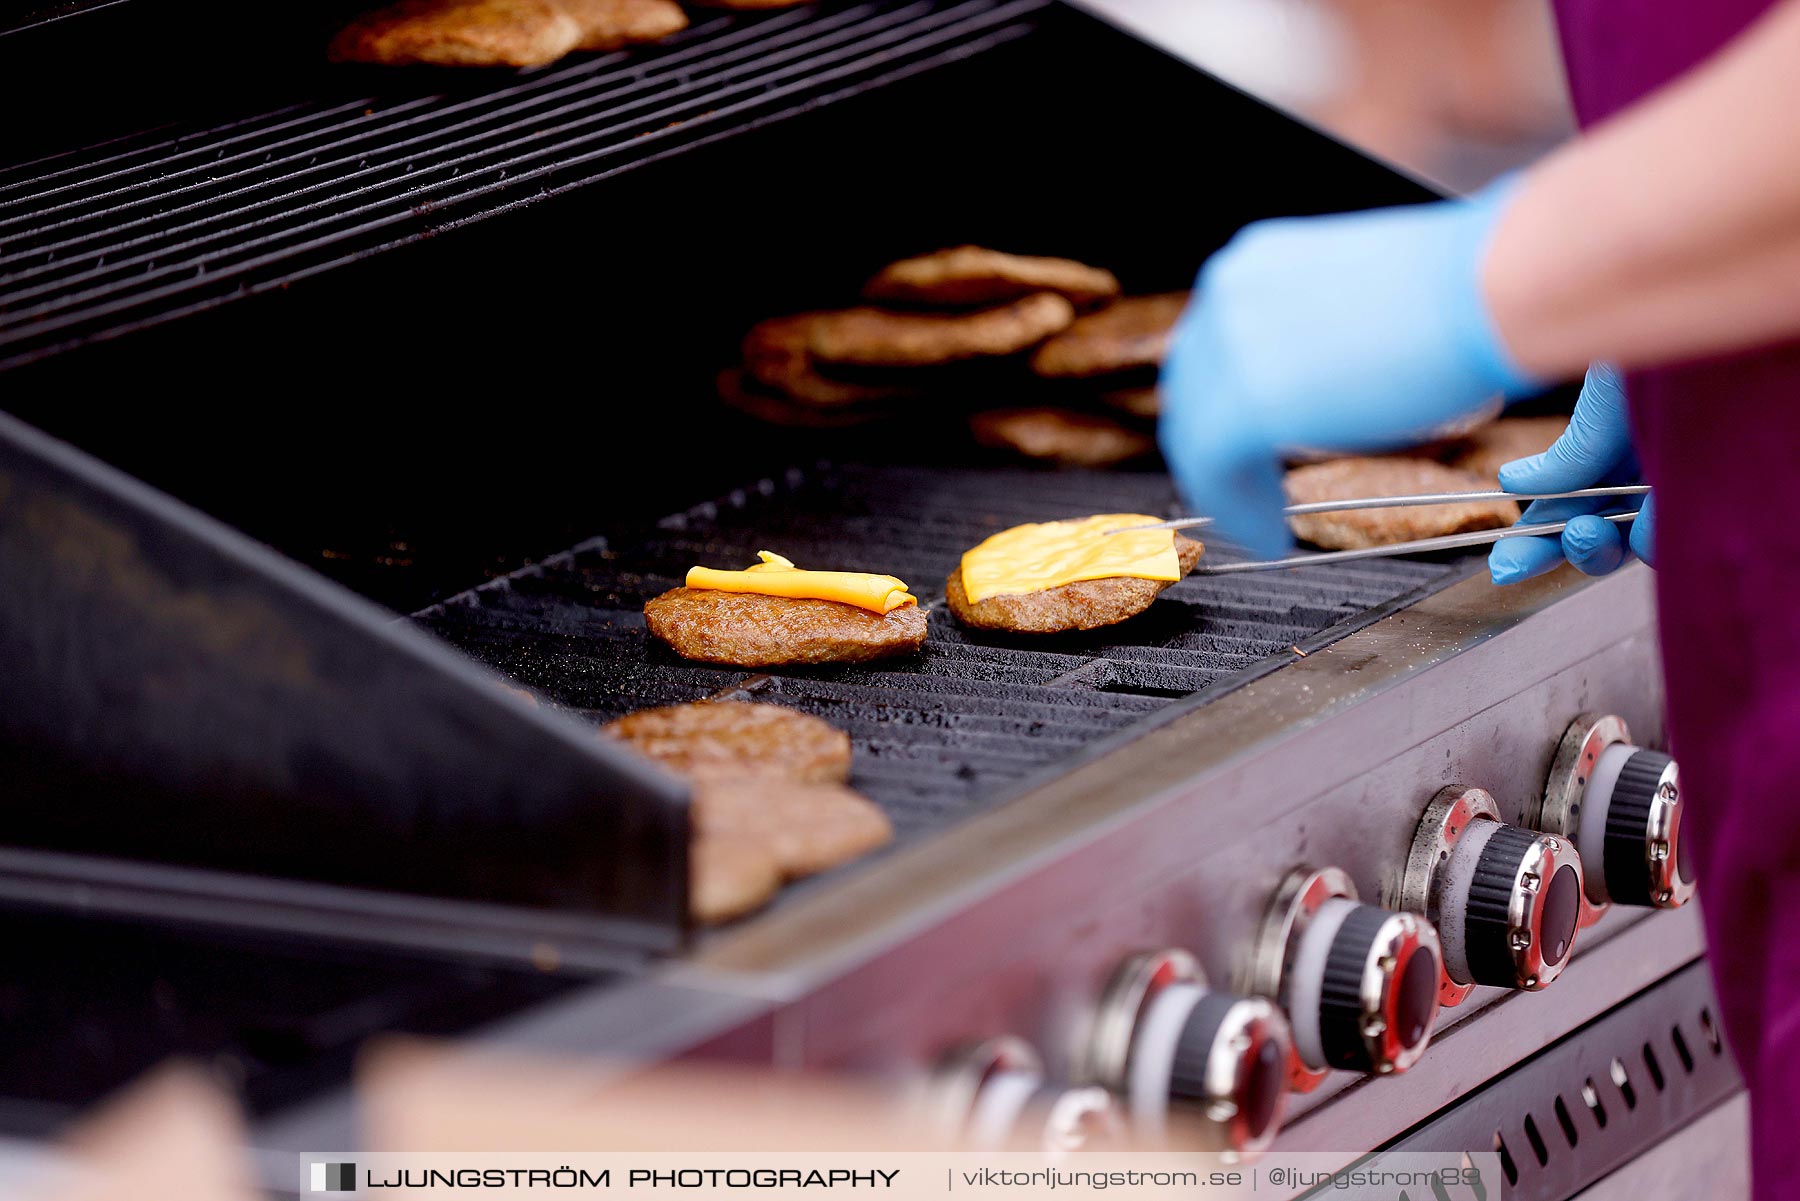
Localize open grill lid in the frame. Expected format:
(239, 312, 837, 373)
(0, 412, 690, 959)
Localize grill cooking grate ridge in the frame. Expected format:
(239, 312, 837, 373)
(0, 0, 1048, 366)
(413, 464, 1472, 841)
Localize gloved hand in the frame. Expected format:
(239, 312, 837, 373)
(1487, 363, 1656, 584)
(1158, 179, 1540, 558)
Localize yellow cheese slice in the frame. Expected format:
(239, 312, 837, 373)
(959, 515, 1180, 604)
(685, 551, 918, 615)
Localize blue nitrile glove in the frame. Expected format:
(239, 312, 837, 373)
(1488, 363, 1655, 584)
(1158, 179, 1540, 559)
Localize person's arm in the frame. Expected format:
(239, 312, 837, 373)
(1158, 0, 1800, 561)
(1487, 0, 1800, 376)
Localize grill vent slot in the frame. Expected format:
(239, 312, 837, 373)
(1388, 967, 1741, 1201)
(1522, 1113, 1549, 1166)
(1580, 1077, 1608, 1128)
(1671, 1025, 1695, 1073)
(1610, 1056, 1637, 1109)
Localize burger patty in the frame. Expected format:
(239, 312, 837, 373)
(1100, 386, 1160, 419)
(602, 701, 852, 785)
(559, 0, 686, 49)
(805, 294, 1075, 369)
(645, 588, 930, 666)
(968, 407, 1155, 468)
(739, 313, 916, 409)
(330, 0, 581, 66)
(1028, 292, 1188, 379)
(330, 0, 681, 64)
(1284, 458, 1521, 549)
(690, 838, 781, 925)
(1449, 415, 1570, 481)
(862, 246, 1121, 310)
(945, 534, 1204, 634)
(692, 781, 893, 879)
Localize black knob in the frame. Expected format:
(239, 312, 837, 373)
(1315, 905, 1441, 1074)
(1167, 991, 1290, 1151)
(1464, 826, 1583, 989)
(1603, 750, 1691, 907)
(1537, 717, 1693, 911)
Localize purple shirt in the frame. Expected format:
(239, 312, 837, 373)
(1551, 2, 1800, 1192)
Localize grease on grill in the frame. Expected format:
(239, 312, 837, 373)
(413, 465, 1468, 847)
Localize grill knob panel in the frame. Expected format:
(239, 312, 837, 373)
(1398, 786, 1585, 997)
(1535, 714, 1694, 911)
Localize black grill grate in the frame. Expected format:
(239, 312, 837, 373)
(414, 464, 1472, 842)
(0, 0, 1048, 367)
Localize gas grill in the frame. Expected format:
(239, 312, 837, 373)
(0, 2, 1741, 1197)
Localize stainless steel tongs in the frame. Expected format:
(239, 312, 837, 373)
(1104, 485, 1649, 575)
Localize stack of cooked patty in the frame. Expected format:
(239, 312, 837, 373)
(332, 0, 812, 68)
(603, 701, 893, 924)
(722, 246, 1186, 468)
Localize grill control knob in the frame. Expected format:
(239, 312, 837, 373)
(1087, 950, 1291, 1153)
(926, 1036, 1046, 1148)
(928, 1038, 1130, 1152)
(1246, 867, 1441, 1083)
(1534, 714, 1694, 911)
(1396, 787, 1585, 1002)
(1039, 1085, 1130, 1153)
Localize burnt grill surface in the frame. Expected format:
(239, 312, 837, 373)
(415, 464, 1470, 842)
(0, 0, 1047, 367)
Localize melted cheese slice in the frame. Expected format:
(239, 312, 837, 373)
(959, 515, 1179, 604)
(685, 552, 917, 615)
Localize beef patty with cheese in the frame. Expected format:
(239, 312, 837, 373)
(645, 552, 928, 667)
(945, 515, 1203, 635)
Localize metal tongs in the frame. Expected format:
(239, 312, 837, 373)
(1105, 485, 1650, 575)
